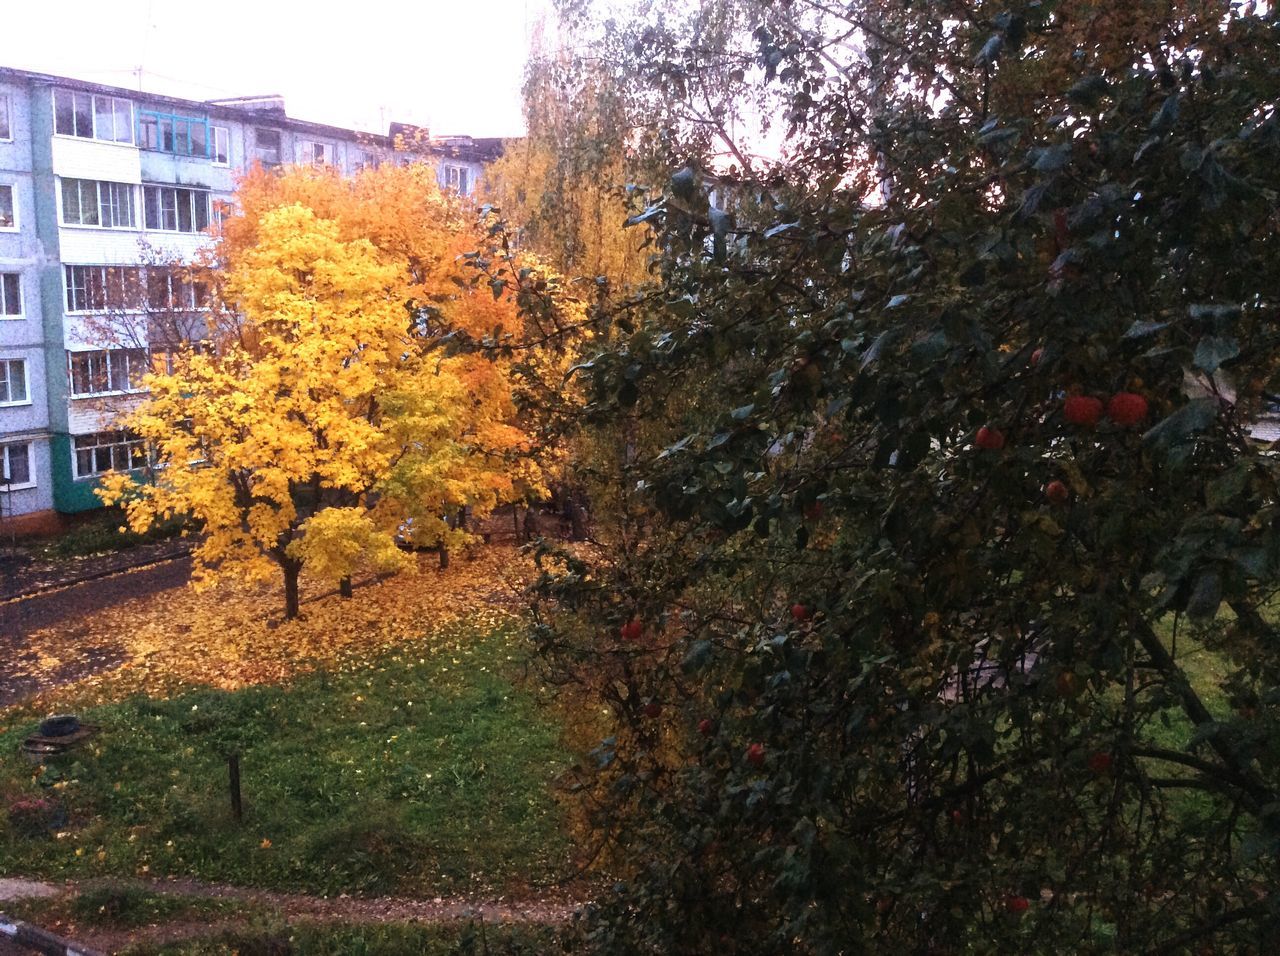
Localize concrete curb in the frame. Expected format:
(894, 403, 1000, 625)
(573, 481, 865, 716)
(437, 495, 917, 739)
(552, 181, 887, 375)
(0, 914, 105, 956)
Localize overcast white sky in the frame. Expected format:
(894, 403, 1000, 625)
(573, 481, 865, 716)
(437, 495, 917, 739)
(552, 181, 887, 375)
(6, 0, 555, 138)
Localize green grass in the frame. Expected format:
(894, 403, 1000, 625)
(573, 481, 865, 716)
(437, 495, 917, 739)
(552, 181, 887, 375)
(0, 624, 574, 896)
(119, 919, 566, 955)
(4, 885, 245, 929)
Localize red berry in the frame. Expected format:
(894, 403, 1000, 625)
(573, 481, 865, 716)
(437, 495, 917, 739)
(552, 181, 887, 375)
(745, 743, 766, 768)
(1006, 895, 1030, 914)
(1063, 395, 1104, 426)
(1107, 392, 1149, 427)
(1088, 751, 1114, 774)
(950, 809, 965, 824)
(698, 718, 715, 737)
(643, 701, 662, 719)
(1045, 480, 1069, 504)
(790, 603, 811, 622)
(620, 619, 643, 641)
(803, 501, 824, 521)
(1030, 347, 1045, 367)
(975, 426, 1005, 450)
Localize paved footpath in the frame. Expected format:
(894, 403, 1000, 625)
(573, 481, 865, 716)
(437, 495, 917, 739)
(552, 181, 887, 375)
(0, 556, 193, 707)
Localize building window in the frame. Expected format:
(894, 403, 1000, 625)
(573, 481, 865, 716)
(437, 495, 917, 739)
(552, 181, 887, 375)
(64, 265, 144, 313)
(254, 128, 281, 166)
(0, 184, 14, 229)
(143, 186, 210, 233)
(444, 164, 470, 195)
(68, 348, 148, 397)
(54, 90, 133, 144)
(0, 441, 33, 489)
(352, 149, 380, 171)
(60, 179, 137, 229)
(147, 271, 209, 311)
(73, 430, 148, 478)
(137, 108, 209, 157)
(0, 442, 33, 489)
(0, 94, 10, 140)
(0, 358, 28, 405)
(212, 126, 230, 165)
(0, 274, 19, 318)
(297, 141, 330, 165)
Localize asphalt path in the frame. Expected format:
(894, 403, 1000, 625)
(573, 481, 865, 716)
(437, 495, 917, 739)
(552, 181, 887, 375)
(0, 556, 192, 707)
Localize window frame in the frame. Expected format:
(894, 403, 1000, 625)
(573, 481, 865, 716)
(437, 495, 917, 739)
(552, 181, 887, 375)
(60, 179, 137, 230)
(1, 272, 22, 319)
(254, 128, 282, 166)
(53, 90, 134, 144)
(142, 185, 210, 234)
(444, 164, 470, 195)
(137, 108, 211, 157)
(72, 429, 148, 480)
(0, 357, 30, 406)
(0, 441, 35, 491)
(298, 140, 332, 166)
(0, 92, 11, 141)
(67, 348, 149, 398)
(63, 265, 144, 314)
(212, 126, 230, 166)
(0, 183, 16, 230)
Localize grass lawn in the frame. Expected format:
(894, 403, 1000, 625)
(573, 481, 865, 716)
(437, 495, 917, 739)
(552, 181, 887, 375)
(0, 623, 576, 897)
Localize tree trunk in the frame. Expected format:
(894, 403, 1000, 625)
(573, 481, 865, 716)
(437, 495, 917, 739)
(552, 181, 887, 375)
(456, 506, 468, 532)
(283, 562, 301, 620)
(438, 545, 450, 570)
(339, 576, 353, 599)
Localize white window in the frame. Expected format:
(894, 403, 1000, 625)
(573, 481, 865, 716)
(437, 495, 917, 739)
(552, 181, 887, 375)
(64, 265, 144, 313)
(212, 126, 230, 165)
(444, 164, 470, 195)
(144, 185, 210, 233)
(61, 179, 136, 228)
(0, 441, 33, 489)
(0, 273, 20, 318)
(73, 430, 148, 478)
(68, 348, 148, 397)
(352, 149, 380, 171)
(0, 358, 28, 405)
(297, 141, 330, 165)
(0, 94, 10, 141)
(54, 90, 133, 144)
(0, 184, 14, 229)
(254, 128, 281, 166)
(0, 441, 32, 488)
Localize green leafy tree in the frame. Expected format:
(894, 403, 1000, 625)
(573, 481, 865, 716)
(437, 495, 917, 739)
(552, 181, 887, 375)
(523, 0, 1280, 951)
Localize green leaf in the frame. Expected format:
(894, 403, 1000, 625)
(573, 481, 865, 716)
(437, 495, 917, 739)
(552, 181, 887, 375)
(682, 640, 713, 673)
(1186, 571, 1222, 620)
(1123, 320, 1168, 339)
(1066, 75, 1110, 105)
(1193, 336, 1239, 374)
(1143, 398, 1217, 445)
(670, 166, 698, 200)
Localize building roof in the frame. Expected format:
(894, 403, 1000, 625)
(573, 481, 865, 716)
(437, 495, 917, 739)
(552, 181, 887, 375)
(0, 65, 423, 151)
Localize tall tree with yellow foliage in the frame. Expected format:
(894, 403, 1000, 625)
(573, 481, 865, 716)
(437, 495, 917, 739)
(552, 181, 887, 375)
(101, 165, 546, 619)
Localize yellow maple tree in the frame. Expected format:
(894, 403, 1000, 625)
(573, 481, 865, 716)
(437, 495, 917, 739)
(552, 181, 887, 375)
(100, 164, 547, 619)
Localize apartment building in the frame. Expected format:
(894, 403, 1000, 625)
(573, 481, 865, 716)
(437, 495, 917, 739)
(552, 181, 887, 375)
(0, 66, 500, 533)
